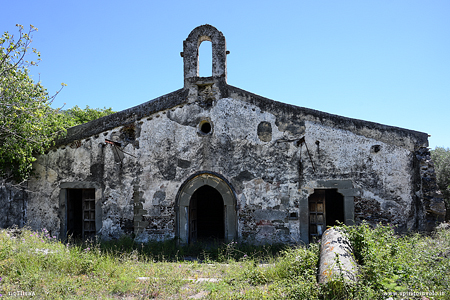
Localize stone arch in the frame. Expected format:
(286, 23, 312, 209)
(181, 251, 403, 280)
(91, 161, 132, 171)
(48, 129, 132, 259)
(176, 171, 237, 244)
(182, 24, 227, 85)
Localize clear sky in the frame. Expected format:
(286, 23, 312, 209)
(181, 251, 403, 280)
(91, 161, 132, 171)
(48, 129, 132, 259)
(2, 0, 449, 148)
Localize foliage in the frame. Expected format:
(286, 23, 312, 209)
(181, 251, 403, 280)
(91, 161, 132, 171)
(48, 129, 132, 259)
(0, 224, 449, 299)
(0, 25, 115, 182)
(0, 228, 191, 299)
(61, 105, 115, 128)
(431, 147, 450, 218)
(342, 222, 450, 299)
(0, 25, 66, 181)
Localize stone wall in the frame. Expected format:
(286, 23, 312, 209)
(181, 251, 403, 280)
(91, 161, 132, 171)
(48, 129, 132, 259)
(23, 86, 439, 243)
(415, 147, 446, 231)
(0, 181, 27, 229)
(1, 25, 444, 244)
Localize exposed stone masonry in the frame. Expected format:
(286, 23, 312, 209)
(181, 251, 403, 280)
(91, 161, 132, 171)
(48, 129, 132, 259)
(0, 25, 445, 244)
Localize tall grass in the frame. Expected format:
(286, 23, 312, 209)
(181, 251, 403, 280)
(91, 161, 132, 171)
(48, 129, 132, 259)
(0, 223, 449, 299)
(341, 222, 450, 299)
(98, 236, 286, 263)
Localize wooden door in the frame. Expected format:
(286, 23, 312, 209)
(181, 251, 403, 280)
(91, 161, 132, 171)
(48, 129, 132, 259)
(189, 193, 198, 244)
(82, 189, 96, 239)
(309, 190, 326, 242)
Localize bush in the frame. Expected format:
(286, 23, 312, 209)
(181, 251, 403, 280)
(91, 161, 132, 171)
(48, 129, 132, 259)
(0, 224, 448, 299)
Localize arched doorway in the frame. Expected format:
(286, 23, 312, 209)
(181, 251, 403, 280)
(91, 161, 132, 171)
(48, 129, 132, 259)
(176, 172, 237, 244)
(189, 185, 225, 243)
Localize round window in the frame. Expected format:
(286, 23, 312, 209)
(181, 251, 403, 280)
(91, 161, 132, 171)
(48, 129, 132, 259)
(200, 122, 211, 134)
(198, 119, 213, 136)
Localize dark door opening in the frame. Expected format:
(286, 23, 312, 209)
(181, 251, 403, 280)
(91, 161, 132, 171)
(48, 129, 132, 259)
(189, 185, 224, 243)
(325, 189, 345, 227)
(67, 189, 96, 240)
(308, 189, 344, 241)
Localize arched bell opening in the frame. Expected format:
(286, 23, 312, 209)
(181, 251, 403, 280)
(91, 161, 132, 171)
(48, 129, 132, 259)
(198, 40, 213, 77)
(182, 25, 228, 86)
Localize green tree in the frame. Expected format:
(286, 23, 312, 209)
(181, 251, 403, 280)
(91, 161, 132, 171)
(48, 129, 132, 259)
(431, 147, 450, 220)
(0, 25, 116, 181)
(62, 105, 115, 127)
(0, 24, 66, 181)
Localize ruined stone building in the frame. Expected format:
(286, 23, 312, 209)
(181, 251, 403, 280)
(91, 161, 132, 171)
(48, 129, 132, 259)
(0, 25, 445, 244)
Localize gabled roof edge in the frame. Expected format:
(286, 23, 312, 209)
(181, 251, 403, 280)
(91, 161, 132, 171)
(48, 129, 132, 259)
(226, 84, 429, 149)
(55, 88, 188, 146)
(54, 84, 429, 150)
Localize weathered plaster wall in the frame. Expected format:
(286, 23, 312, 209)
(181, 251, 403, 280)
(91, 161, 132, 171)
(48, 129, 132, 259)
(6, 25, 443, 243)
(301, 122, 414, 229)
(24, 87, 439, 243)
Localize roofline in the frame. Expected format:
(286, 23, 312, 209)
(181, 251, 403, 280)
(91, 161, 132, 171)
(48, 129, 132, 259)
(55, 84, 428, 149)
(55, 88, 188, 146)
(226, 84, 429, 148)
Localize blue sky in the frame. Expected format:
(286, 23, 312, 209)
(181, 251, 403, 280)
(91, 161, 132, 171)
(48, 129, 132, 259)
(2, 0, 449, 148)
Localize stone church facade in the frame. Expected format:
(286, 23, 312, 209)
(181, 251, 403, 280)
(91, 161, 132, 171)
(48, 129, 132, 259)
(1, 25, 445, 244)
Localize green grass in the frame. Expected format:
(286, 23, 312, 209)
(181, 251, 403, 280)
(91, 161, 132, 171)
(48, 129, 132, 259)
(0, 223, 449, 299)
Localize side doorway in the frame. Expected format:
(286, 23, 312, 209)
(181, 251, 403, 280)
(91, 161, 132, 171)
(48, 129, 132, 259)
(308, 189, 344, 242)
(67, 189, 96, 240)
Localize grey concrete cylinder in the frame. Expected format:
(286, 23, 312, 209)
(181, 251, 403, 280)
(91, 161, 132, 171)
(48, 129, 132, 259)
(318, 227, 358, 284)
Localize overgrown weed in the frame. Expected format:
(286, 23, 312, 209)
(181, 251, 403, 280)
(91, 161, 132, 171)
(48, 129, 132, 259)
(0, 223, 449, 299)
(340, 221, 450, 299)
